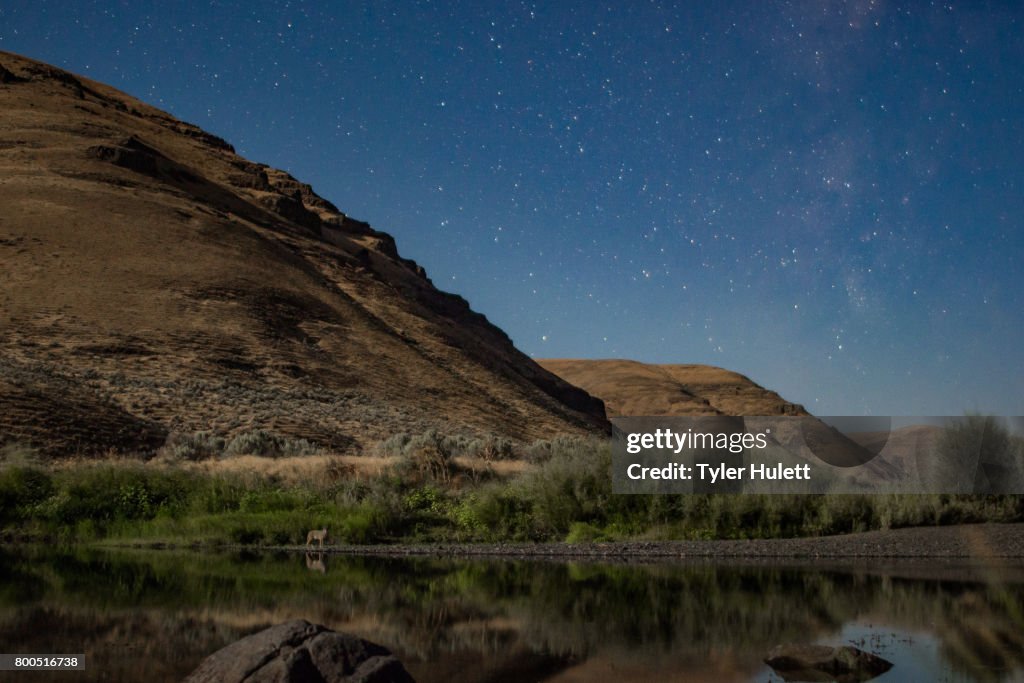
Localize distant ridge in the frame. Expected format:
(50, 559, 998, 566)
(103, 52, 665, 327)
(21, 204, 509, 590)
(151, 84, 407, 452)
(537, 359, 807, 417)
(538, 359, 949, 490)
(0, 50, 607, 456)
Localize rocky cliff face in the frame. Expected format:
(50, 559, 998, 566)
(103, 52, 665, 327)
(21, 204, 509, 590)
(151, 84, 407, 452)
(0, 50, 606, 456)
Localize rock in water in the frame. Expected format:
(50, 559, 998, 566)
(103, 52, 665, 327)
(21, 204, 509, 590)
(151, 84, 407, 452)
(184, 619, 415, 683)
(765, 643, 893, 682)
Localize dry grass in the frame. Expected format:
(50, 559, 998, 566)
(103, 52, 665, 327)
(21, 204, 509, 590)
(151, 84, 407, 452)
(455, 456, 530, 477)
(42, 451, 531, 490)
(180, 454, 394, 487)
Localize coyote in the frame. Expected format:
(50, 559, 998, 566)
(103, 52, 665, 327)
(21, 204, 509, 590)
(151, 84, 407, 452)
(306, 527, 328, 549)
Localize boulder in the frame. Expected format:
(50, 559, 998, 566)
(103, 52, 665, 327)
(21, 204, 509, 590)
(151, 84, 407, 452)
(765, 643, 893, 682)
(185, 619, 415, 683)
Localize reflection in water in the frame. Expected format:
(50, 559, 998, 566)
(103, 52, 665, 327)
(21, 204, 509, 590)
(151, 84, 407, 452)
(760, 624, 953, 683)
(305, 551, 326, 574)
(0, 547, 1021, 682)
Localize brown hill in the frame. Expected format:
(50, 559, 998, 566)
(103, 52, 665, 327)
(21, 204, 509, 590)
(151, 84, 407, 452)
(536, 359, 807, 417)
(0, 51, 606, 457)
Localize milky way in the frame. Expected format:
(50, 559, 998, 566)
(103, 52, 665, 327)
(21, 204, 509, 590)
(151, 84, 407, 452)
(2, 1, 1021, 414)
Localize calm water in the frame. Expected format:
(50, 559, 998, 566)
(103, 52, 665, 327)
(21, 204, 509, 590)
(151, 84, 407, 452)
(0, 546, 1022, 682)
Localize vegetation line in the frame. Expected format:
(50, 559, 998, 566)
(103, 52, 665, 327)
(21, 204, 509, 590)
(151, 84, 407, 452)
(2, 425, 1023, 546)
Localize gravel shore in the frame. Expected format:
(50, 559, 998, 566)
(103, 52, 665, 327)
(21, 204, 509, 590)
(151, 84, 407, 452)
(314, 523, 1024, 560)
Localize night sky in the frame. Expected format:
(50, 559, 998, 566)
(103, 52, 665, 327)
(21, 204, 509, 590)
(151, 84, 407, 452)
(2, 1, 1021, 416)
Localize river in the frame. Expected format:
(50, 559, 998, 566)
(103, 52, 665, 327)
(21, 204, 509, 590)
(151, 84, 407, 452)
(1, 546, 1022, 681)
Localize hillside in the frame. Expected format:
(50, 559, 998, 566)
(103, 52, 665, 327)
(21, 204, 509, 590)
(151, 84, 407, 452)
(537, 359, 807, 417)
(0, 51, 607, 457)
(536, 359, 924, 487)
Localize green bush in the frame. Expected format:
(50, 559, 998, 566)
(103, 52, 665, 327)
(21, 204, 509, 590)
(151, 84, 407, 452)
(0, 466, 54, 522)
(36, 465, 191, 526)
(450, 495, 486, 536)
(191, 477, 247, 514)
(513, 438, 612, 537)
(565, 521, 607, 543)
(466, 484, 538, 541)
(238, 487, 316, 514)
(334, 504, 386, 544)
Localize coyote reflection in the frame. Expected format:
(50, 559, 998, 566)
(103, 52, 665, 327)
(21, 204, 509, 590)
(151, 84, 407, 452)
(306, 527, 328, 549)
(305, 551, 326, 574)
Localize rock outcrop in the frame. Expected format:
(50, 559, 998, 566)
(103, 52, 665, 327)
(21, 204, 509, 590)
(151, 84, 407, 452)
(184, 619, 415, 683)
(764, 643, 893, 682)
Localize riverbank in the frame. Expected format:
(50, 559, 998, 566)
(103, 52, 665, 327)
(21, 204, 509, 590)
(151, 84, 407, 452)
(94, 523, 1024, 560)
(4, 440, 1023, 546)
(289, 523, 1024, 559)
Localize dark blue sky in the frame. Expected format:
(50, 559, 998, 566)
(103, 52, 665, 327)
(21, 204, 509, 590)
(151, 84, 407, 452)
(2, 1, 1021, 415)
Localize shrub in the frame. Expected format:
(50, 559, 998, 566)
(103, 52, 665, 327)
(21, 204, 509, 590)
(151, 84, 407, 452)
(229, 525, 264, 545)
(565, 521, 607, 543)
(269, 528, 293, 545)
(398, 430, 456, 484)
(334, 504, 391, 544)
(0, 465, 54, 522)
(238, 487, 312, 513)
(279, 437, 322, 457)
(0, 443, 46, 467)
(469, 436, 516, 461)
(514, 438, 612, 537)
(465, 484, 536, 541)
(520, 435, 594, 464)
(224, 430, 281, 457)
(376, 433, 411, 457)
(520, 439, 554, 464)
(378, 431, 514, 461)
(223, 430, 321, 458)
(450, 495, 486, 537)
(191, 477, 247, 514)
(38, 465, 192, 526)
(162, 431, 225, 461)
